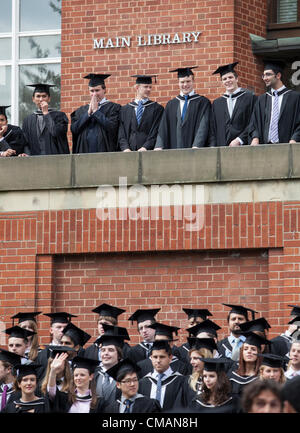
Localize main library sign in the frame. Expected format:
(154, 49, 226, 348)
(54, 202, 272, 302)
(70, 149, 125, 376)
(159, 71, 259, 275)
(93, 31, 201, 49)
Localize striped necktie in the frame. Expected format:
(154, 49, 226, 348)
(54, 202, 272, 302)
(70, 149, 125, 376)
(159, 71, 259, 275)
(136, 100, 143, 125)
(269, 90, 279, 143)
(155, 373, 165, 404)
(124, 399, 133, 413)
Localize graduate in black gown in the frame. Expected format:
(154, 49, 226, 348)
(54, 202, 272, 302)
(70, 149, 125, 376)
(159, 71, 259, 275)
(0, 349, 22, 412)
(189, 358, 240, 413)
(137, 322, 190, 378)
(84, 303, 129, 362)
(104, 358, 161, 413)
(127, 309, 160, 364)
(22, 83, 70, 155)
(249, 59, 300, 146)
(209, 62, 256, 147)
(154, 66, 211, 149)
(71, 73, 120, 153)
(11, 311, 42, 362)
(138, 340, 189, 411)
(0, 106, 27, 156)
(270, 304, 300, 357)
(2, 363, 50, 413)
(118, 74, 164, 151)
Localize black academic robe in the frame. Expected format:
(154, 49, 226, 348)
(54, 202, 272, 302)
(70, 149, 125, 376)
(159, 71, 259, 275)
(209, 89, 257, 146)
(2, 396, 50, 413)
(249, 88, 300, 143)
(103, 394, 161, 413)
(71, 102, 121, 153)
(188, 395, 240, 413)
(137, 354, 190, 379)
(0, 385, 20, 412)
(155, 94, 211, 149)
(127, 342, 152, 364)
(118, 100, 164, 151)
(176, 342, 191, 365)
(0, 124, 27, 155)
(270, 334, 292, 358)
(138, 370, 189, 411)
(84, 341, 131, 363)
(94, 366, 122, 406)
(22, 110, 70, 155)
(227, 370, 259, 398)
(48, 387, 106, 413)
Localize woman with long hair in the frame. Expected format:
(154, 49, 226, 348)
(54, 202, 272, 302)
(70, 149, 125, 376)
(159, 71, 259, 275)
(259, 353, 286, 384)
(187, 337, 216, 394)
(40, 346, 74, 396)
(2, 364, 50, 413)
(238, 317, 272, 354)
(228, 331, 271, 397)
(47, 354, 105, 412)
(11, 312, 42, 362)
(189, 358, 239, 413)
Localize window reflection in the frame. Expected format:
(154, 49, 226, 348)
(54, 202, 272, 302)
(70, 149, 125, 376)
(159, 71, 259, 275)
(0, 66, 11, 105)
(20, 35, 61, 59)
(0, 3, 12, 33)
(19, 63, 60, 125)
(0, 39, 12, 60)
(20, 0, 61, 31)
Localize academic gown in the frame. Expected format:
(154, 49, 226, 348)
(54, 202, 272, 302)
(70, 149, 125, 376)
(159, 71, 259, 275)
(2, 396, 50, 413)
(127, 342, 152, 364)
(94, 367, 122, 406)
(137, 354, 190, 379)
(209, 89, 257, 146)
(0, 124, 27, 155)
(176, 342, 191, 365)
(71, 102, 121, 153)
(217, 338, 239, 372)
(270, 334, 292, 358)
(138, 371, 189, 411)
(155, 94, 211, 149)
(22, 110, 70, 155)
(227, 369, 259, 398)
(103, 394, 161, 413)
(84, 341, 131, 363)
(249, 88, 300, 143)
(48, 387, 106, 413)
(118, 100, 164, 151)
(188, 395, 240, 413)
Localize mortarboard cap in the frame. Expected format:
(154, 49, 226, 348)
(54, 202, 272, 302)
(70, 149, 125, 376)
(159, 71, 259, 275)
(0, 347, 22, 367)
(99, 323, 130, 340)
(187, 337, 217, 353)
(201, 357, 232, 372)
(288, 305, 300, 316)
(27, 83, 55, 95)
(43, 312, 77, 324)
(11, 311, 42, 325)
(187, 319, 221, 338)
(92, 303, 125, 319)
(13, 363, 42, 379)
(48, 345, 77, 359)
(288, 315, 300, 325)
(150, 340, 171, 353)
(212, 62, 239, 77)
(97, 334, 125, 348)
(243, 331, 271, 349)
(149, 322, 180, 340)
(238, 317, 271, 333)
(4, 326, 36, 340)
(263, 59, 285, 75)
(0, 105, 11, 117)
(259, 353, 285, 369)
(72, 355, 99, 374)
(183, 308, 212, 320)
(128, 308, 160, 324)
(106, 358, 141, 382)
(222, 303, 258, 320)
(131, 74, 157, 84)
(281, 376, 300, 412)
(169, 66, 198, 78)
(84, 73, 111, 87)
(62, 322, 91, 347)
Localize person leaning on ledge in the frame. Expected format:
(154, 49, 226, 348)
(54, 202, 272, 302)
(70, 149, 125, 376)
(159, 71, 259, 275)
(71, 73, 121, 154)
(118, 74, 164, 152)
(0, 105, 27, 157)
(249, 59, 300, 146)
(154, 66, 211, 150)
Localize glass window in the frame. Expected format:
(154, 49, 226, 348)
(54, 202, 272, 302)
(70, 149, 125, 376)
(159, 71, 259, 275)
(0, 38, 12, 60)
(20, 35, 61, 59)
(0, 3, 12, 33)
(19, 63, 61, 125)
(20, 0, 61, 31)
(0, 66, 11, 105)
(277, 0, 298, 23)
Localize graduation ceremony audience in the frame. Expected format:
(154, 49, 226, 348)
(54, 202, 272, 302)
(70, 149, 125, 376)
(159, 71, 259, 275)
(1, 303, 300, 414)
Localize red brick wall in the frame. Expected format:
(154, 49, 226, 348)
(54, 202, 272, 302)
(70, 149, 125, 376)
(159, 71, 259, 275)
(60, 0, 266, 117)
(1, 201, 300, 346)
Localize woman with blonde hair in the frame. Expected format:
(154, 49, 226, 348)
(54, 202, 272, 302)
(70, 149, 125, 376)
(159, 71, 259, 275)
(188, 337, 216, 394)
(259, 353, 286, 384)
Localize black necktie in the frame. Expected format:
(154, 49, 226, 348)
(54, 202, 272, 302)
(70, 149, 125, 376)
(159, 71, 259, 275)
(124, 399, 133, 413)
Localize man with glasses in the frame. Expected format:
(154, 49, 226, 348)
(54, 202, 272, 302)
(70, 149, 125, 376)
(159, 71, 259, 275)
(249, 59, 300, 145)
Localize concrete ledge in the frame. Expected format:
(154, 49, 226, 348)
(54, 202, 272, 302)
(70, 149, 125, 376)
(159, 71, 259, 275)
(0, 144, 298, 191)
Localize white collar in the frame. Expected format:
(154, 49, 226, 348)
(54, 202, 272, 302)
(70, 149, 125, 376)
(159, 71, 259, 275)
(225, 87, 241, 96)
(180, 90, 195, 97)
(271, 85, 286, 94)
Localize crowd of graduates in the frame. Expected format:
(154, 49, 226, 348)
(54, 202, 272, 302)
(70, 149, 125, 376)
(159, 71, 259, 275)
(1, 59, 300, 158)
(1, 303, 300, 414)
